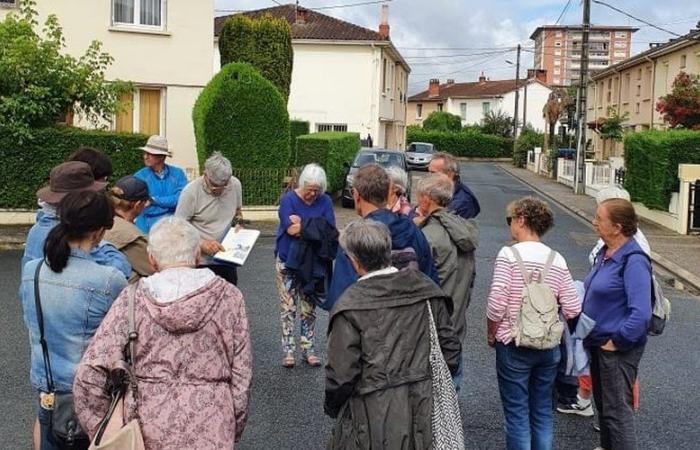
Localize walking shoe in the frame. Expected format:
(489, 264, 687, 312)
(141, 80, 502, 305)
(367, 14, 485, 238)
(556, 396, 594, 417)
(282, 353, 295, 368)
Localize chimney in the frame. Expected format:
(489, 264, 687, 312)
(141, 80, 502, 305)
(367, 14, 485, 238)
(428, 79, 440, 98)
(527, 68, 548, 84)
(478, 72, 487, 84)
(295, 6, 308, 24)
(378, 5, 390, 39)
(446, 79, 455, 85)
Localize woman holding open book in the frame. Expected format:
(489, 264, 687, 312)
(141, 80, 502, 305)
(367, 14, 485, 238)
(274, 163, 338, 368)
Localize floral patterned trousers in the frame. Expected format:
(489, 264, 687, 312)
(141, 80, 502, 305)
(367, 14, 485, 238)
(275, 259, 317, 355)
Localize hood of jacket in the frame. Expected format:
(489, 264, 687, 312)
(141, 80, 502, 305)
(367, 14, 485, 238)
(138, 276, 230, 334)
(426, 209, 479, 253)
(366, 208, 415, 250)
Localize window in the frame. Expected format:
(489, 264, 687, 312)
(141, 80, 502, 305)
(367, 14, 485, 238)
(316, 123, 348, 132)
(114, 87, 163, 135)
(554, 50, 562, 56)
(0, 0, 17, 7)
(615, 31, 627, 38)
(460, 102, 467, 120)
(416, 104, 423, 119)
(680, 54, 687, 69)
(635, 103, 640, 114)
(382, 58, 387, 93)
(636, 85, 641, 97)
(554, 59, 561, 66)
(555, 41, 562, 47)
(637, 68, 642, 81)
(112, 0, 165, 28)
(553, 78, 561, 84)
(555, 31, 563, 37)
(614, 52, 627, 58)
(614, 41, 627, 49)
(437, 103, 444, 112)
(554, 68, 561, 75)
(482, 102, 491, 115)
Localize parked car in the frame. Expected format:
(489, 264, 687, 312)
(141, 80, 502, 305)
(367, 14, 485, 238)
(342, 148, 410, 208)
(405, 142, 435, 170)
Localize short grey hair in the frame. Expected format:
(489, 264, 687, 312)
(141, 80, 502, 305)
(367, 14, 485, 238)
(596, 186, 631, 204)
(417, 173, 454, 207)
(298, 163, 327, 192)
(432, 152, 459, 176)
(340, 219, 392, 272)
(148, 216, 201, 267)
(204, 152, 232, 185)
(385, 166, 408, 194)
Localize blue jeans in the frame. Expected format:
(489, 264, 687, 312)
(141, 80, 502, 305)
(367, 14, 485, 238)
(496, 342, 561, 450)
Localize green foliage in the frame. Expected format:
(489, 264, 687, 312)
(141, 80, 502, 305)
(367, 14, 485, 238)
(0, 126, 146, 208)
(656, 72, 700, 130)
(295, 132, 360, 193)
(422, 111, 462, 132)
(599, 107, 629, 142)
(193, 62, 290, 171)
(0, 2, 132, 141)
(289, 119, 310, 160)
(481, 109, 513, 138)
(218, 14, 293, 101)
(514, 129, 544, 168)
(407, 128, 512, 158)
(624, 130, 700, 210)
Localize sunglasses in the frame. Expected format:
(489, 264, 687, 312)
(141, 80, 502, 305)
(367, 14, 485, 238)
(506, 216, 513, 226)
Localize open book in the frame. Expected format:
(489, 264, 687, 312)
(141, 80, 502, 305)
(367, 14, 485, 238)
(213, 228, 261, 266)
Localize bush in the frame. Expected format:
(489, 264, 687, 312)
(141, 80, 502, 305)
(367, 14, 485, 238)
(514, 130, 544, 168)
(422, 111, 462, 132)
(218, 14, 293, 101)
(295, 132, 360, 193)
(0, 127, 146, 209)
(406, 128, 512, 158)
(624, 130, 700, 210)
(290, 119, 310, 160)
(193, 62, 290, 173)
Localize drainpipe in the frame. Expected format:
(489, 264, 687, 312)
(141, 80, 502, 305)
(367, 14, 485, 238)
(645, 56, 656, 129)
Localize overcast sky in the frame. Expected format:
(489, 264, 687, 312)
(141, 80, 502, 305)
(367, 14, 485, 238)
(215, 0, 700, 94)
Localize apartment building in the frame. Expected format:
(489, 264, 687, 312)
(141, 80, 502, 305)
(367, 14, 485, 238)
(586, 28, 700, 159)
(531, 25, 638, 86)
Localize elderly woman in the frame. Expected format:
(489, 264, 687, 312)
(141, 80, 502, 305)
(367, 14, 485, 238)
(74, 217, 253, 449)
(325, 219, 461, 449)
(385, 166, 413, 216)
(21, 190, 127, 450)
(583, 198, 652, 450)
(416, 173, 478, 392)
(486, 197, 580, 450)
(275, 163, 336, 368)
(105, 176, 154, 282)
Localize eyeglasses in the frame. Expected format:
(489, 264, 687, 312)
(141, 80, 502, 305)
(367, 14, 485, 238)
(506, 216, 513, 226)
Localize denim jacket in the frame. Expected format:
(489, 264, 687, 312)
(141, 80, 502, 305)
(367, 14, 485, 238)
(20, 207, 131, 279)
(21, 249, 127, 392)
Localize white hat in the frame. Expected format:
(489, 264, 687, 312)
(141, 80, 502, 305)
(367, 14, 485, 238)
(139, 135, 171, 156)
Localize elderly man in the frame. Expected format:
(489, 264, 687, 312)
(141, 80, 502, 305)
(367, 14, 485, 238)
(175, 152, 243, 285)
(134, 135, 188, 234)
(327, 164, 438, 309)
(416, 173, 479, 391)
(325, 219, 461, 448)
(428, 151, 481, 219)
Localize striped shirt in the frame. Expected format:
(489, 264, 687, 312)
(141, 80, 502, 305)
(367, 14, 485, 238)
(486, 242, 581, 345)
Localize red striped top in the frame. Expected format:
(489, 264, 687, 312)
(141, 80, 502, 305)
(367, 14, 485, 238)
(486, 242, 581, 345)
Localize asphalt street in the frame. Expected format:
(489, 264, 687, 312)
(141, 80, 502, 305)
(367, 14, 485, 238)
(1, 162, 699, 449)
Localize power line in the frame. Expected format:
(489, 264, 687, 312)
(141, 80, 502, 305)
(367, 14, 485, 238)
(404, 49, 517, 60)
(591, 0, 683, 37)
(554, 0, 573, 26)
(311, 0, 393, 11)
(408, 51, 515, 85)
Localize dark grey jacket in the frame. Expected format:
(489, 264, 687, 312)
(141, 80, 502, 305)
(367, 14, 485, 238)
(324, 269, 461, 450)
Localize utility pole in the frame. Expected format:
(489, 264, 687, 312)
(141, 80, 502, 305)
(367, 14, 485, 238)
(513, 44, 521, 145)
(574, 0, 591, 195)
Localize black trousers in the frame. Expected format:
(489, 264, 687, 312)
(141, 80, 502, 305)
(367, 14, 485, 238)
(202, 264, 238, 286)
(590, 345, 645, 450)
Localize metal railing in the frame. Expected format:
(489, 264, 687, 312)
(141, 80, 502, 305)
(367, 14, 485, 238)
(614, 167, 626, 186)
(231, 167, 298, 206)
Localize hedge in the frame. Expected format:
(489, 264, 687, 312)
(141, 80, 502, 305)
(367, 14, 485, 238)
(406, 128, 513, 158)
(0, 127, 146, 209)
(193, 62, 290, 172)
(295, 132, 360, 193)
(624, 130, 700, 210)
(514, 130, 545, 168)
(422, 111, 462, 132)
(290, 119, 310, 161)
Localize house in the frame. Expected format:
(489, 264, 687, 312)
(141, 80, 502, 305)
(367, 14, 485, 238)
(407, 70, 553, 133)
(586, 27, 700, 160)
(0, 0, 215, 177)
(214, 4, 411, 150)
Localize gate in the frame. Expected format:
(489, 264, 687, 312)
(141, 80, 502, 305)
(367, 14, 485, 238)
(690, 180, 700, 233)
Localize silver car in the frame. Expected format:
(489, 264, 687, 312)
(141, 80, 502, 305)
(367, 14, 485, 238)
(405, 142, 435, 171)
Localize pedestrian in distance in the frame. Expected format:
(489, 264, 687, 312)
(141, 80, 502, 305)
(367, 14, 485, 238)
(74, 217, 253, 450)
(486, 196, 581, 450)
(105, 176, 155, 283)
(325, 219, 461, 449)
(385, 165, 413, 217)
(416, 173, 479, 393)
(584, 198, 652, 450)
(20, 191, 128, 450)
(133, 135, 188, 234)
(274, 163, 337, 368)
(428, 151, 481, 219)
(175, 151, 243, 285)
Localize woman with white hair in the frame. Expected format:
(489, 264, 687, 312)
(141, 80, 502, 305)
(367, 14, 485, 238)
(275, 163, 337, 368)
(385, 166, 413, 216)
(74, 217, 253, 449)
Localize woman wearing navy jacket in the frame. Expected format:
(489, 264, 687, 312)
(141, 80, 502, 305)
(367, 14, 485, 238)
(584, 198, 652, 450)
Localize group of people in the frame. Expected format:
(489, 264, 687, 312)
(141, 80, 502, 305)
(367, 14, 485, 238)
(17, 136, 653, 450)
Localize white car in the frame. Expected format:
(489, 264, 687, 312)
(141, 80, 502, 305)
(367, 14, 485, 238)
(405, 142, 435, 171)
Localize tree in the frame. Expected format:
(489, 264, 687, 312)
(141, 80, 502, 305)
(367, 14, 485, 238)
(0, 1, 131, 140)
(422, 111, 462, 132)
(656, 72, 700, 130)
(481, 110, 513, 138)
(542, 89, 573, 150)
(218, 14, 293, 101)
(598, 107, 629, 143)
(513, 127, 544, 168)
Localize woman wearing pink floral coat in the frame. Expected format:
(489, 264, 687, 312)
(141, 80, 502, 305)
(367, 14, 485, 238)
(74, 217, 253, 450)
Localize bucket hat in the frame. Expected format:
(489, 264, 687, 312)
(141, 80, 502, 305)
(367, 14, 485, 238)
(36, 161, 107, 205)
(139, 135, 171, 156)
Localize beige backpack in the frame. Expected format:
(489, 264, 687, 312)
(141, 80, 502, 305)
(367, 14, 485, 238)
(510, 247, 564, 350)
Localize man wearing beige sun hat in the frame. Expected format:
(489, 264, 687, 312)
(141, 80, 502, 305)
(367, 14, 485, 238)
(133, 135, 188, 234)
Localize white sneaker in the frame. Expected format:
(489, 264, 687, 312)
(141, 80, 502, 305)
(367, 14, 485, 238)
(556, 395, 594, 417)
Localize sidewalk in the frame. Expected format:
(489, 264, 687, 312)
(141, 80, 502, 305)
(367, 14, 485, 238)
(498, 163, 700, 294)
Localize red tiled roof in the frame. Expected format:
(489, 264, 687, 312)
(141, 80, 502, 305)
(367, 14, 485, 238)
(214, 4, 388, 42)
(408, 79, 530, 102)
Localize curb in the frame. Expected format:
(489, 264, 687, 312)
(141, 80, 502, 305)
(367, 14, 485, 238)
(497, 164, 700, 293)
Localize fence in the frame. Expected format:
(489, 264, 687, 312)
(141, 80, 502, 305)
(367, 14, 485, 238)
(589, 163, 611, 187)
(556, 158, 575, 187)
(232, 167, 298, 206)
